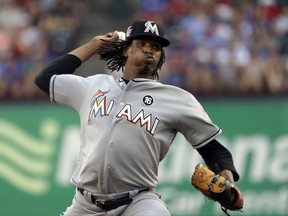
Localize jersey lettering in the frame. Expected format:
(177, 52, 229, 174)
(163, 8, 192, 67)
(150, 118, 159, 135)
(88, 90, 114, 123)
(116, 105, 159, 135)
(88, 91, 160, 135)
(116, 104, 132, 121)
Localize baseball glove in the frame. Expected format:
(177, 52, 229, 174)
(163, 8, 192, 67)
(191, 163, 243, 215)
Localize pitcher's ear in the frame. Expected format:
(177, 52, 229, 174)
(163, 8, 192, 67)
(123, 45, 129, 57)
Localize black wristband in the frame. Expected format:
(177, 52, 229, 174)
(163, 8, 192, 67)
(45, 54, 82, 74)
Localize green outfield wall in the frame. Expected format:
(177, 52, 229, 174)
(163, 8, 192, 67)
(0, 99, 287, 216)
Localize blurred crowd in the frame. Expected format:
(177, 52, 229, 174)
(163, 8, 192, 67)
(138, 0, 288, 96)
(0, 0, 84, 100)
(1, 0, 288, 100)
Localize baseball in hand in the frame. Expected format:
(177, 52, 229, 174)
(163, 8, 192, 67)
(116, 31, 126, 40)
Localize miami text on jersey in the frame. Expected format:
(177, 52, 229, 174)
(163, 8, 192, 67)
(88, 90, 160, 135)
(116, 104, 159, 135)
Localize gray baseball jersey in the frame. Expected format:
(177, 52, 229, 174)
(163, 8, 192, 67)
(50, 74, 221, 194)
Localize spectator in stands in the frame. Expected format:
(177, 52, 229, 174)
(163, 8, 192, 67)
(2, 0, 288, 99)
(138, 0, 288, 96)
(0, 0, 84, 100)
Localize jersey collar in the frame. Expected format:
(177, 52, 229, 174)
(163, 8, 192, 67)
(116, 77, 157, 90)
(132, 78, 157, 82)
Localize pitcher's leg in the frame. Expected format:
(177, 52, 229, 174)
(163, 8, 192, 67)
(122, 192, 170, 216)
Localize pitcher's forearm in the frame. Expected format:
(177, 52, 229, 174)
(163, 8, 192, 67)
(68, 38, 100, 62)
(69, 32, 119, 62)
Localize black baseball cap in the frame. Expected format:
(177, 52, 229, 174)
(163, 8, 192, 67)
(126, 20, 170, 47)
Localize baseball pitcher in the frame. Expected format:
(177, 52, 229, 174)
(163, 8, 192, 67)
(35, 19, 243, 216)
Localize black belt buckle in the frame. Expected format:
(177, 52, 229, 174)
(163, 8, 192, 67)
(95, 197, 133, 211)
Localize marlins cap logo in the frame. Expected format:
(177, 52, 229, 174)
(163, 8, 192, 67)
(144, 21, 159, 36)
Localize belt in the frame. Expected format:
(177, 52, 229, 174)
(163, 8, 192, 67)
(77, 187, 149, 211)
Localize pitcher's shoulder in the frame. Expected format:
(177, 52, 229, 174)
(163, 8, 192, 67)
(160, 83, 192, 96)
